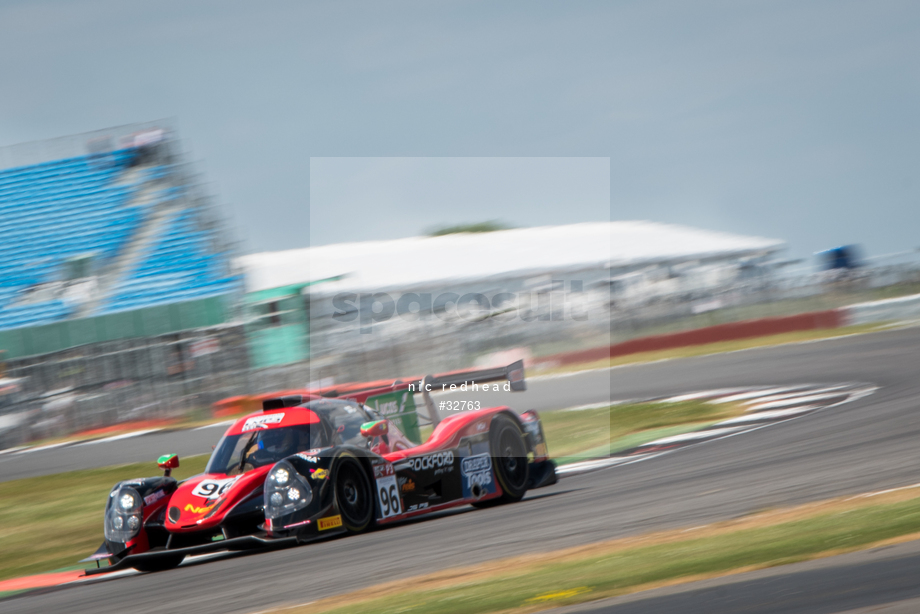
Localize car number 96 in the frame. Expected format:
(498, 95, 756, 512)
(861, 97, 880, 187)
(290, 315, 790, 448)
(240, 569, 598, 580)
(376, 474, 402, 519)
(192, 477, 238, 499)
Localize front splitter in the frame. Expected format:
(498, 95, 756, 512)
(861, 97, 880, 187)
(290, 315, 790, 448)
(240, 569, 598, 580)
(85, 534, 298, 576)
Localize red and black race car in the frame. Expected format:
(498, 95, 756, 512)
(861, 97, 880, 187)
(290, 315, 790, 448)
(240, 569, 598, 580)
(85, 361, 556, 573)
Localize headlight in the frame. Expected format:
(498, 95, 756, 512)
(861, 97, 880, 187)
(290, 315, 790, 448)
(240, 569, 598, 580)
(105, 486, 143, 543)
(264, 461, 313, 520)
(119, 492, 139, 511)
(271, 467, 290, 485)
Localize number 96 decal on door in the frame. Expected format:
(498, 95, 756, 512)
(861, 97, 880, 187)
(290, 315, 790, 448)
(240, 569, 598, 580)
(374, 463, 402, 519)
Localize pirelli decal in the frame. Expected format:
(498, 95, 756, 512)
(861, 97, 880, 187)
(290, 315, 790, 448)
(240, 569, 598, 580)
(318, 515, 343, 531)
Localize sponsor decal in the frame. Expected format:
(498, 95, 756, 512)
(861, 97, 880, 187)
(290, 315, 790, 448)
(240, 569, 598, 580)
(476, 421, 487, 432)
(241, 413, 285, 432)
(184, 503, 215, 515)
(374, 462, 395, 478)
(318, 515, 343, 531)
(297, 454, 319, 463)
(192, 476, 238, 499)
(310, 468, 329, 480)
(407, 502, 429, 512)
(408, 451, 455, 472)
(401, 479, 415, 492)
(144, 489, 166, 506)
(303, 447, 329, 455)
(461, 453, 495, 498)
(466, 469, 493, 489)
(461, 453, 492, 475)
(373, 395, 407, 417)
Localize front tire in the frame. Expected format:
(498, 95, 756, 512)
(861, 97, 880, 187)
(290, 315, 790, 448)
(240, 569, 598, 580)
(488, 414, 530, 504)
(334, 454, 374, 533)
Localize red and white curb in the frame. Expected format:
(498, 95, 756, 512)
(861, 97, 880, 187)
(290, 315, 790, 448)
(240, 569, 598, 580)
(0, 552, 232, 594)
(557, 383, 877, 477)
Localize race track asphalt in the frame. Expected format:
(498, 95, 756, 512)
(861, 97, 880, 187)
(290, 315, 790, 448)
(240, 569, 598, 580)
(548, 538, 920, 614)
(4, 327, 920, 614)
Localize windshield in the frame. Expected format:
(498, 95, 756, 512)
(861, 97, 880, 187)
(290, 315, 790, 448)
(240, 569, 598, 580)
(205, 425, 324, 475)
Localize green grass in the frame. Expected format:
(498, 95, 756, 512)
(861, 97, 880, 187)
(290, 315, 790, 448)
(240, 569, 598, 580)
(540, 400, 741, 460)
(0, 455, 209, 582)
(285, 491, 920, 614)
(1, 400, 729, 582)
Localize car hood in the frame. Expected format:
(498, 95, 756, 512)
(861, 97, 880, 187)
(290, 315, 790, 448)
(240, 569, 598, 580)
(165, 465, 271, 532)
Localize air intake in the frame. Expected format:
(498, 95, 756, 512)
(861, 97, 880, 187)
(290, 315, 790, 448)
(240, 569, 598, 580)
(262, 395, 304, 411)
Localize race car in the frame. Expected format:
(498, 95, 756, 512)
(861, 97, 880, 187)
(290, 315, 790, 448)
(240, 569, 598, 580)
(84, 361, 556, 573)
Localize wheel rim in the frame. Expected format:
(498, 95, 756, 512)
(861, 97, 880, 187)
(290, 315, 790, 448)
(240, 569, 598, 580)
(499, 428, 527, 488)
(336, 461, 370, 524)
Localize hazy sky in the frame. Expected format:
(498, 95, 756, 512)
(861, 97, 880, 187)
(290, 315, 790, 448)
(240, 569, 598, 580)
(310, 158, 610, 245)
(1, 1, 917, 260)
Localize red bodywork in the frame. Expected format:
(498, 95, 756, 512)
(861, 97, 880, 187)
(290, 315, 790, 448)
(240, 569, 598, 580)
(98, 360, 542, 564)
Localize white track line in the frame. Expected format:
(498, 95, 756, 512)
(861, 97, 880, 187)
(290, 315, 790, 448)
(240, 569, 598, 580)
(556, 458, 632, 474)
(845, 482, 920, 500)
(638, 426, 748, 447)
(745, 392, 852, 412)
(14, 442, 71, 454)
(840, 387, 878, 404)
(556, 453, 668, 476)
(711, 387, 811, 403)
(658, 388, 750, 403)
(0, 446, 29, 455)
(194, 420, 235, 430)
(562, 402, 618, 412)
(741, 385, 851, 406)
(714, 405, 820, 425)
(77, 429, 163, 446)
(556, 383, 876, 479)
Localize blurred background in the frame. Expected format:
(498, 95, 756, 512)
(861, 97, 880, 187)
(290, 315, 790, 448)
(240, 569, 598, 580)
(1, 1, 919, 448)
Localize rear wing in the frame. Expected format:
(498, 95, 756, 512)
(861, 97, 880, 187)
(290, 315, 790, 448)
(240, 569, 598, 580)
(408, 361, 524, 429)
(296, 360, 526, 439)
(308, 360, 524, 401)
(415, 360, 526, 394)
(252, 362, 525, 442)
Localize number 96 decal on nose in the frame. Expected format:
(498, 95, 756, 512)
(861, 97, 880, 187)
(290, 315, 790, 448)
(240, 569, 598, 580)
(192, 476, 239, 499)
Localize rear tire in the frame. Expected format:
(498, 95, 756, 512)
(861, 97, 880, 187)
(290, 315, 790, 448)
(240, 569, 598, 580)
(487, 414, 529, 504)
(131, 553, 185, 572)
(334, 454, 374, 533)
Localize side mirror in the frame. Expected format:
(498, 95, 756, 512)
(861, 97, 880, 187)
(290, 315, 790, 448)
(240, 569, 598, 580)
(157, 454, 180, 477)
(360, 420, 388, 438)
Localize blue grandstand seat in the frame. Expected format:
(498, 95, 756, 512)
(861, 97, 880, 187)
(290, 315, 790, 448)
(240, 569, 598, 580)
(101, 208, 239, 313)
(0, 149, 239, 330)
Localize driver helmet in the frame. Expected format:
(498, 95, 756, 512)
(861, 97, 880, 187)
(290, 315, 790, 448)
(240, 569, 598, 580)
(257, 428, 296, 456)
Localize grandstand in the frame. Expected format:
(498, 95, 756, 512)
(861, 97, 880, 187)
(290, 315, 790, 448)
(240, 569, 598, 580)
(0, 124, 247, 446)
(0, 123, 239, 334)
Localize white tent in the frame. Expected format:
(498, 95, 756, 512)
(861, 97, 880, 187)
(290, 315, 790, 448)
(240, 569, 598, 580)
(236, 221, 784, 295)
